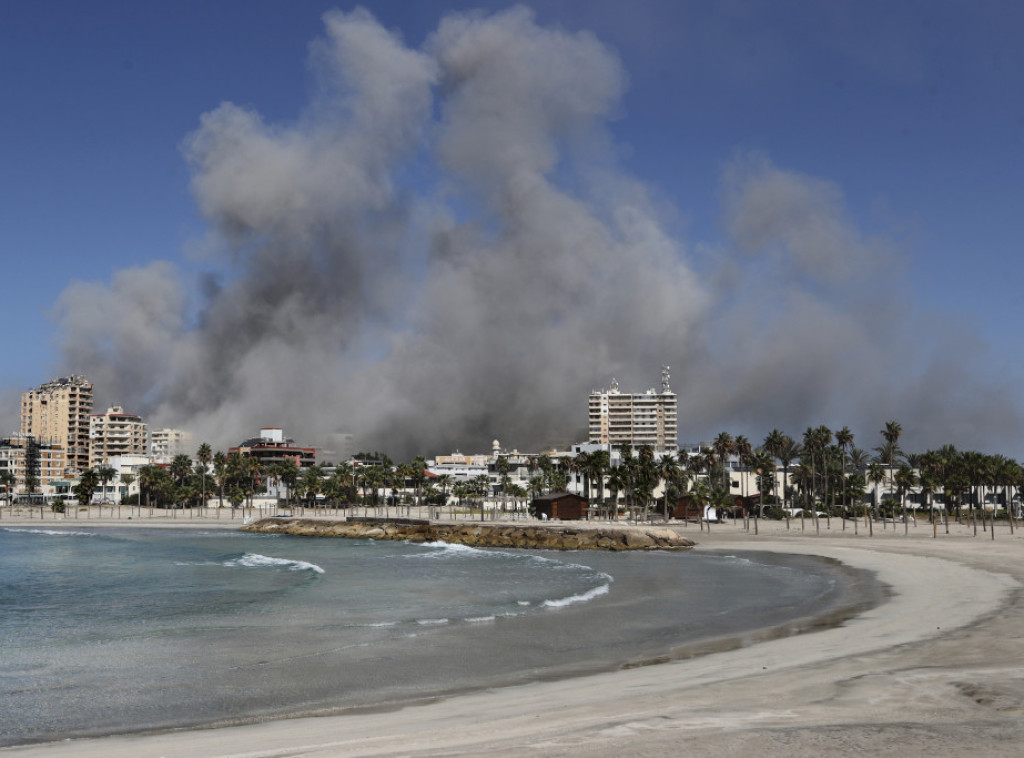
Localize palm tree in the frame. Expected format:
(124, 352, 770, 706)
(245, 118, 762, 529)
(170, 454, 192, 514)
(496, 455, 512, 516)
(752, 447, 776, 529)
(409, 456, 428, 516)
(777, 436, 801, 530)
(197, 443, 212, 512)
(894, 463, 918, 535)
(95, 465, 117, 515)
(689, 478, 711, 532)
(880, 420, 903, 500)
(606, 465, 627, 519)
(712, 432, 735, 494)
(278, 458, 300, 509)
(866, 461, 888, 533)
(588, 449, 610, 512)
(836, 426, 854, 529)
(618, 444, 635, 512)
(75, 468, 99, 510)
(300, 465, 323, 510)
(213, 451, 227, 510)
(573, 451, 592, 501)
(658, 454, 682, 522)
(435, 474, 453, 519)
(844, 447, 869, 534)
(120, 472, 136, 513)
(472, 473, 491, 520)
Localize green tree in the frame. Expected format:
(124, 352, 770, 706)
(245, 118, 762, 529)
(299, 465, 323, 508)
(75, 468, 99, 508)
(894, 463, 919, 535)
(170, 454, 193, 511)
(197, 443, 213, 509)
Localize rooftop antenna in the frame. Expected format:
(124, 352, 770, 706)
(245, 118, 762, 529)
(661, 365, 671, 393)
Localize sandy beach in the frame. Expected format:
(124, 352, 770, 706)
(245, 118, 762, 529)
(4, 515, 1024, 757)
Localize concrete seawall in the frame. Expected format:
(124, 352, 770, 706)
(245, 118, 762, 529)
(241, 518, 695, 551)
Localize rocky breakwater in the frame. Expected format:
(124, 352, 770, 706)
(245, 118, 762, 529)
(241, 518, 695, 551)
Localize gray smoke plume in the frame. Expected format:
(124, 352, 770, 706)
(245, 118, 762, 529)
(46, 6, 1022, 459)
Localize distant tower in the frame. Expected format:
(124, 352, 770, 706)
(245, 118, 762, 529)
(588, 370, 677, 452)
(20, 375, 93, 475)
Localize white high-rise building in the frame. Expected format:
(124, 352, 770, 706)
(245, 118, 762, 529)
(588, 368, 677, 452)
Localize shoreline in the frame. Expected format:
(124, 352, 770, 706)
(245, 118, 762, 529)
(4, 519, 1024, 756)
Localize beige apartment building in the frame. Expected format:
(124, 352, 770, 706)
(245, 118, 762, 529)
(20, 375, 93, 475)
(89, 406, 148, 469)
(150, 428, 193, 463)
(588, 369, 678, 452)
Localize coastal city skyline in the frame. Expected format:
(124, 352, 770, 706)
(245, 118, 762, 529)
(5, 6, 1024, 756)
(2, 1, 1023, 459)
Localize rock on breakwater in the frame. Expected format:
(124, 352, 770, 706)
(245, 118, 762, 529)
(240, 518, 695, 551)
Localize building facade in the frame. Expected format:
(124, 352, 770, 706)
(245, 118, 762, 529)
(230, 428, 316, 471)
(0, 436, 67, 497)
(588, 369, 677, 452)
(150, 428, 193, 463)
(19, 375, 93, 475)
(89, 406, 148, 469)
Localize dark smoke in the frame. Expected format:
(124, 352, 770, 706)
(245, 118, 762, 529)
(46, 7, 1022, 459)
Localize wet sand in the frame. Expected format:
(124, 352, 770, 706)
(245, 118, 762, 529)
(4, 517, 1024, 757)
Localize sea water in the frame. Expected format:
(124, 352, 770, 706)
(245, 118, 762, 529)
(0, 526, 873, 746)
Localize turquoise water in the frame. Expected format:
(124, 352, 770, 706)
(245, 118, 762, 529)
(0, 527, 869, 746)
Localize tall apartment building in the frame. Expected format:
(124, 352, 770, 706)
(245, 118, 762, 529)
(89, 406, 148, 469)
(150, 428, 193, 463)
(588, 368, 678, 452)
(20, 375, 93, 475)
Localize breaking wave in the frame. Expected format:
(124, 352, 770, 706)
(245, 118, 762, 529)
(2, 528, 97, 537)
(223, 553, 325, 574)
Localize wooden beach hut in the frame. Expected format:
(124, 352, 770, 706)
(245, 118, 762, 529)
(530, 492, 589, 521)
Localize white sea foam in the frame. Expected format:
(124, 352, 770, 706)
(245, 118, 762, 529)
(517, 600, 531, 606)
(466, 615, 496, 623)
(416, 618, 449, 625)
(225, 553, 325, 574)
(416, 540, 487, 556)
(2, 528, 96, 537)
(542, 581, 611, 608)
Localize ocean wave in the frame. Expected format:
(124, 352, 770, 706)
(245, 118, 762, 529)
(224, 553, 325, 574)
(416, 618, 449, 625)
(410, 540, 490, 558)
(2, 528, 97, 537)
(542, 581, 611, 608)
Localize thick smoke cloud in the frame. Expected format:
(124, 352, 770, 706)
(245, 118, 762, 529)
(47, 6, 1021, 458)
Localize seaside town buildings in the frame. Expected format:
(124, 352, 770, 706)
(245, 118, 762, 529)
(19, 375, 93, 475)
(588, 368, 677, 452)
(89, 406, 148, 469)
(6, 368, 1011, 516)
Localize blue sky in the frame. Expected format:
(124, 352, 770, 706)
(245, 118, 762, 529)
(1, 0, 1022, 453)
